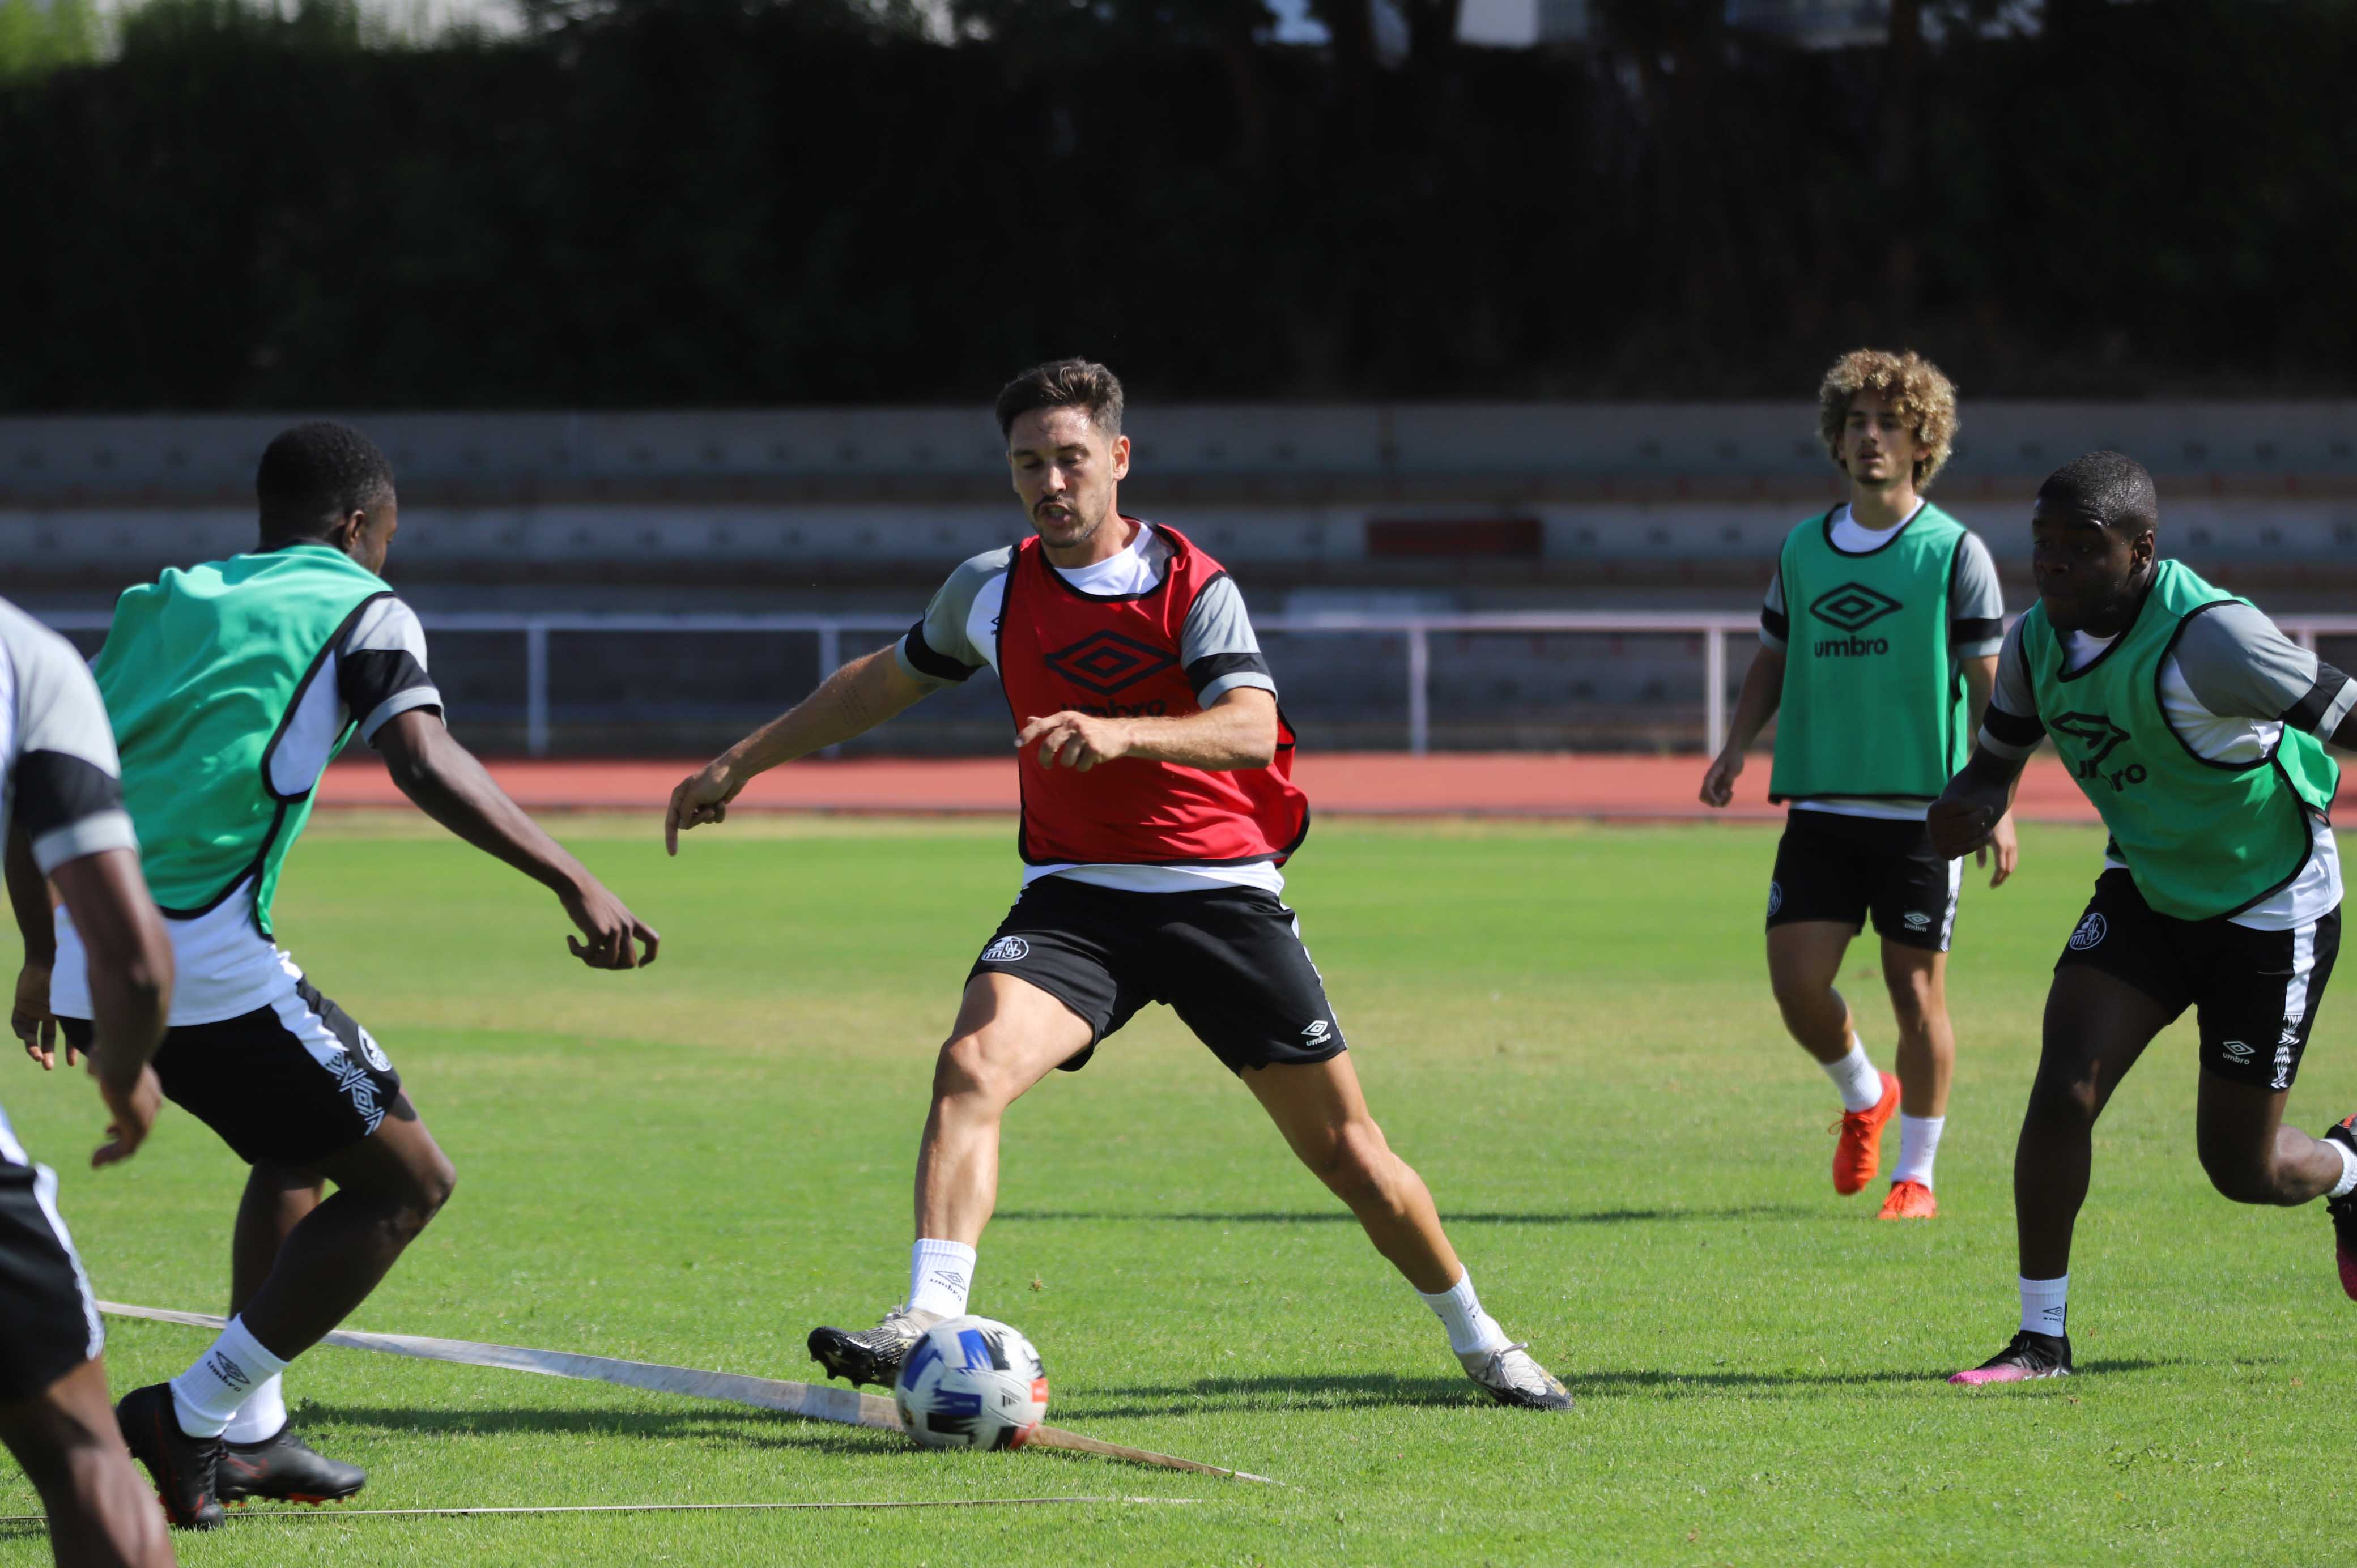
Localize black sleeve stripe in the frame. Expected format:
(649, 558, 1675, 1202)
(2281, 662, 2352, 733)
(1761, 607, 1789, 641)
(1184, 650, 1271, 698)
(12, 750, 122, 840)
(338, 648, 435, 719)
(1985, 707, 2047, 748)
(901, 620, 980, 684)
(1951, 616, 2004, 645)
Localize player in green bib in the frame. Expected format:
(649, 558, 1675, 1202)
(17, 424, 662, 1527)
(1931, 450, 2357, 1383)
(1703, 350, 2017, 1220)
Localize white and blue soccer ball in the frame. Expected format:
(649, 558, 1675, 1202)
(894, 1315, 1049, 1451)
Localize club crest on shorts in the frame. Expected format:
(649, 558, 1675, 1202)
(2069, 912, 2107, 951)
(1767, 882, 1784, 917)
(356, 1026, 393, 1074)
(981, 936, 1029, 963)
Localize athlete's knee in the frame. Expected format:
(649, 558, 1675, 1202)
(933, 1029, 1021, 1111)
(2196, 1137, 2295, 1205)
(1882, 964, 1943, 1029)
(1312, 1118, 1409, 1215)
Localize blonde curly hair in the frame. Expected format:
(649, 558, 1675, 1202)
(1817, 349, 1959, 490)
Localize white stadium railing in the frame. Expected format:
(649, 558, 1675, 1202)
(34, 611, 2357, 759)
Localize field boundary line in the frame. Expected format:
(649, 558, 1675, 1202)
(97, 1301, 1278, 1485)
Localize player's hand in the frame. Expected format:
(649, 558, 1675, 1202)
(665, 759, 746, 855)
(559, 877, 660, 969)
(1979, 809, 2020, 888)
(13, 962, 65, 1070)
(1699, 748, 1745, 808)
(1016, 711, 1132, 773)
(1928, 791, 2001, 860)
(91, 1060, 161, 1168)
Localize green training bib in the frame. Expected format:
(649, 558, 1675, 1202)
(2022, 560, 2338, 921)
(95, 543, 390, 937)
(1768, 504, 1972, 803)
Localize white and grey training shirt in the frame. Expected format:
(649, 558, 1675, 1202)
(1980, 602, 2356, 930)
(894, 521, 1286, 895)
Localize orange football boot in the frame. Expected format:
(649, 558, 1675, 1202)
(1878, 1178, 1938, 1220)
(1831, 1071, 1900, 1195)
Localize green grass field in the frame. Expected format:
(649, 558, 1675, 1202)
(0, 816, 2346, 1565)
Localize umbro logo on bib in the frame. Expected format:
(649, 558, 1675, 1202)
(981, 936, 1029, 963)
(1809, 583, 1903, 634)
(1044, 631, 1177, 697)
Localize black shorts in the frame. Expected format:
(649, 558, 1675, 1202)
(1767, 808, 1963, 952)
(2056, 869, 2341, 1090)
(967, 876, 1346, 1075)
(0, 1151, 103, 1400)
(61, 978, 404, 1169)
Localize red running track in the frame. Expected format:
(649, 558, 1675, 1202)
(317, 752, 2100, 823)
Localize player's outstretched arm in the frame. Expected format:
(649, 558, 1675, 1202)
(5, 826, 61, 1065)
(374, 709, 658, 969)
(1699, 644, 1784, 808)
(1018, 685, 1278, 775)
(1928, 744, 2027, 862)
(45, 847, 172, 1166)
(666, 645, 931, 853)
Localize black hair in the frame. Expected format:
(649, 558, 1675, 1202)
(256, 421, 397, 544)
(994, 359, 1123, 440)
(2037, 449, 2158, 535)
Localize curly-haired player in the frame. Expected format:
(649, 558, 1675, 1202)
(1701, 349, 2017, 1219)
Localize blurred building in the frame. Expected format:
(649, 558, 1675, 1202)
(6, 403, 2350, 755)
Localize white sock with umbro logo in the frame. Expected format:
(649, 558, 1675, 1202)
(169, 1315, 290, 1438)
(1823, 1035, 1884, 1114)
(907, 1238, 977, 1320)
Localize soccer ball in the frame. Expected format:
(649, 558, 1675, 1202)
(893, 1315, 1049, 1450)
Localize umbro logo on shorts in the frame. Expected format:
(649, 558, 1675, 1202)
(981, 936, 1030, 963)
(2069, 913, 2108, 951)
(1767, 882, 1784, 917)
(2222, 1039, 2255, 1061)
(1903, 911, 1932, 931)
(1301, 1020, 1331, 1042)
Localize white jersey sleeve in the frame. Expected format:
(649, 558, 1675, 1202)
(0, 600, 137, 875)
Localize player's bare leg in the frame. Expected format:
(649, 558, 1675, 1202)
(232, 1104, 455, 1359)
(1243, 1054, 1458, 1291)
(810, 973, 1088, 1388)
(2193, 1075, 2345, 1206)
(1769, 921, 1898, 1194)
(913, 974, 1095, 1245)
(0, 1358, 176, 1568)
(1878, 940, 1952, 1217)
(1244, 1054, 1570, 1409)
(1952, 966, 2168, 1383)
(213, 1165, 363, 1507)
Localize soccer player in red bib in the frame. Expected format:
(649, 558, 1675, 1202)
(666, 360, 1571, 1410)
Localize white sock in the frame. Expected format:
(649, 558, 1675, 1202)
(1822, 1036, 1884, 1114)
(907, 1238, 977, 1320)
(1416, 1269, 1511, 1357)
(2019, 1274, 2069, 1339)
(169, 1316, 290, 1438)
(223, 1374, 287, 1445)
(2328, 1136, 2357, 1200)
(1891, 1114, 1945, 1188)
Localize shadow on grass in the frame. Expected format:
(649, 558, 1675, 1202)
(300, 1403, 905, 1458)
(1071, 1357, 2182, 1418)
(995, 1203, 1813, 1227)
